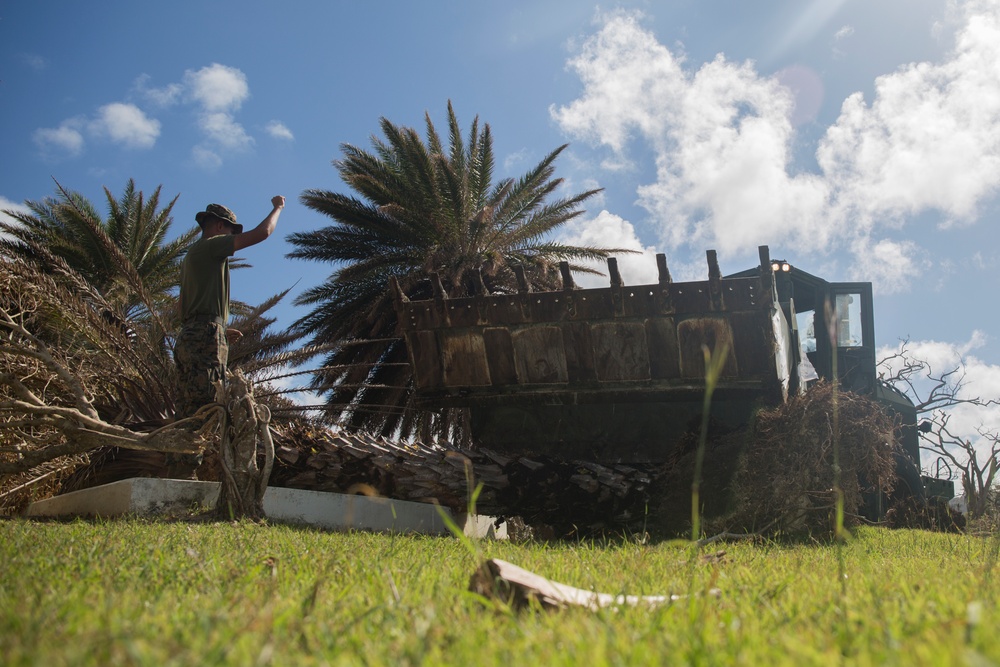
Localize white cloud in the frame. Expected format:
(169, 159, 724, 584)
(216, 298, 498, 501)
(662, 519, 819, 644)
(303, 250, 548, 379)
(184, 63, 249, 112)
(0, 196, 28, 216)
(33, 119, 85, 158)
(181, 63, 254, 158)
(503, 148, 531, 172)
(33, 62, 256, 167)
(551, 11, 684, 155)
(849, 237, 927, 294)
(832, 25, 854, 60)
(89, 103, 160, 149)
(134, 64, 256, 165)
(134, 74, 183, 107)
(264, 368, 323, 407)
(553, 13, 831, 256)
(192, 145, 223, 170)
(198, 111, 254, 151)
(834, 25, 855, 41)
(265, 120, 294, 141)
(19, 53, 46, 71)
(554, 3, 1000, 294)
(34, 103, 159, 157)
(558, 210, 661, 287)
(818, 0, 1000, 228)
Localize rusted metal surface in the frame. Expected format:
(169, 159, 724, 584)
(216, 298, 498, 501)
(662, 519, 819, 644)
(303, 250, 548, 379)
(394, 246, 794, 461)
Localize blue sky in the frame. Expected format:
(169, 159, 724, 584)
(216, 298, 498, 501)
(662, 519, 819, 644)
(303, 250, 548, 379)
(4, 1, 1000, 462)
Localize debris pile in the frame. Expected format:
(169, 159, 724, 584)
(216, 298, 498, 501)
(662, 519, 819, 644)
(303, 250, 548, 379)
(714, 381, 899, 536)
(13, 383, 912, 540)
(268, 423, 656, 537)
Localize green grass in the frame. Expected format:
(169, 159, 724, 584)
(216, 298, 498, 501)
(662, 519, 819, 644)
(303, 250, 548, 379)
(2, 519, 998, 666)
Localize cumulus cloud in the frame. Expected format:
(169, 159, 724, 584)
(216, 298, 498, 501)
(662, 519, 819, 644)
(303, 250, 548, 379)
(552, 12, 832, 258)
(849, 237, 927, 293)
(818, 1, 1000, 229)
(184, 63, 249, 112)
(33, 119, 86, 158)
(89, 103, 160, 149)
(834, 25, 855, 41)
(35, 103, 160, 157)
(134, 74, 183, 107)
(553, 2, 1000, 294)
(181, 63, 254, 154)
(0, 196, 28, 215)
(198, 111, 253, 150)
(559, 210, 662, 287)
(192, 145, 223, 171)
(39, 63, 257, 165)
(265, 120, 294, 141)
(551, 11, 684, 155)
(19, 53, 46, 71)
(138, 63, 256, 161)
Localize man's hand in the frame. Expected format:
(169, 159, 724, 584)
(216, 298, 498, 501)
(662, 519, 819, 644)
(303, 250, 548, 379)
(233, 197, 284, 252)
(226, 328, 243, 345)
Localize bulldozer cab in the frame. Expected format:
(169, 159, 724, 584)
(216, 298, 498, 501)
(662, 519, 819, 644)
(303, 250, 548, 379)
(734, 262, 923, 467)
(730, 262, 877, 397)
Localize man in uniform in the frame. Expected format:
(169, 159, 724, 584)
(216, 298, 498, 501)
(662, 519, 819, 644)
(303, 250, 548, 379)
(169, 195, 285, 477)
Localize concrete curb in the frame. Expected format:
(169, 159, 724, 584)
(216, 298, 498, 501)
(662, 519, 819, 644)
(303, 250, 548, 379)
(25, 478, 506, 539)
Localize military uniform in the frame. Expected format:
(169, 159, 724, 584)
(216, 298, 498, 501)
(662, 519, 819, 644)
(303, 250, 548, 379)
(170, 204, 241, 476)
(175, 231, 237, 419)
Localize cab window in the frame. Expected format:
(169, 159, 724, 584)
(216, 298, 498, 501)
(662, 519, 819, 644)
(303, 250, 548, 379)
(834, 293, 863, 347)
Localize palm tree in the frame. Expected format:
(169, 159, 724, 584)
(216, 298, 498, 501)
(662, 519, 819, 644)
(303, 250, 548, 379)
(288, 101, 629, 442)
(0, 179, 198, 320)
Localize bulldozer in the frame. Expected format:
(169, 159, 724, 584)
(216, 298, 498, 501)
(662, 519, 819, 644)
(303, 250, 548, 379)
(391, 245, 951, 519)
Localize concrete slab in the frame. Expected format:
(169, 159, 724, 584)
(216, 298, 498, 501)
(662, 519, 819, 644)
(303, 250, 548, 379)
(25, 478, 506, 539)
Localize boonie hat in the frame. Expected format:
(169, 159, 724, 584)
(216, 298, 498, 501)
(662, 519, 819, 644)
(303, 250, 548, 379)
(195, 203, 243, 234)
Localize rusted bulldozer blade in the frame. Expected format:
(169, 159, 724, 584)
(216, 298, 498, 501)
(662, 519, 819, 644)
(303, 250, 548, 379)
(468, 558, 716, 612)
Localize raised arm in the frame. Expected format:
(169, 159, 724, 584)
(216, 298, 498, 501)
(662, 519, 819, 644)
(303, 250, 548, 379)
(233, 195, 285, 252)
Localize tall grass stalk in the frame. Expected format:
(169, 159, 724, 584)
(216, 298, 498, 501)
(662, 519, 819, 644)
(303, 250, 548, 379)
(691, 342, 730, 543)
(683, 343, 731, 660)
(824, 298, 852, 657)
(436, 454, 484, 562)
(822, 299, 848, 551)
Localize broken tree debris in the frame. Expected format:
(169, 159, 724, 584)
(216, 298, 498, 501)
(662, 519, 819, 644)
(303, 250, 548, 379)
(468, 558, 719, 612)
(27, 384, 915, 538)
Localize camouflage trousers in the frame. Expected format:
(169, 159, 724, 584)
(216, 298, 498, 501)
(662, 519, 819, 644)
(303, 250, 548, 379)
(174, 319, 229, 420)
(170, 320, 228, 478)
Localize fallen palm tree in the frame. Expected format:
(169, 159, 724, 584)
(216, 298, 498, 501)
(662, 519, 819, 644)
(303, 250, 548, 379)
(10, 381, 918, 539)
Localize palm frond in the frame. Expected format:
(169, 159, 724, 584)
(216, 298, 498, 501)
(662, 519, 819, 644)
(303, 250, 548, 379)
(288, 101, 623, 440)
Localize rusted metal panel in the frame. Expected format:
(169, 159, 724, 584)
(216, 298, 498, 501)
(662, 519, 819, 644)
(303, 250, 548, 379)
(512, 326, 568, 384)
(394, 248, 789, 461)
(676, 316, 739, 379)
(645, 317, 681, 379)
(591, 321, 651, 382)
(562, 321, 597, 383)
(407, 276, 765, 327)
(399, 280, 781, 393)
(406, 330, 443, 390)
(483, 327, 518, 386)
(440, 331, 492, 386)
(729, 310, 777, 379)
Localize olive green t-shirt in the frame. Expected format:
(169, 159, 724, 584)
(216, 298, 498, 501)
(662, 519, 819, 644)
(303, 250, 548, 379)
(179, 234, 236, 323)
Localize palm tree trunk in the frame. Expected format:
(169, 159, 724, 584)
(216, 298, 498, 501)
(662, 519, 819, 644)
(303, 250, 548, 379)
(214, 370, 274, 520)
